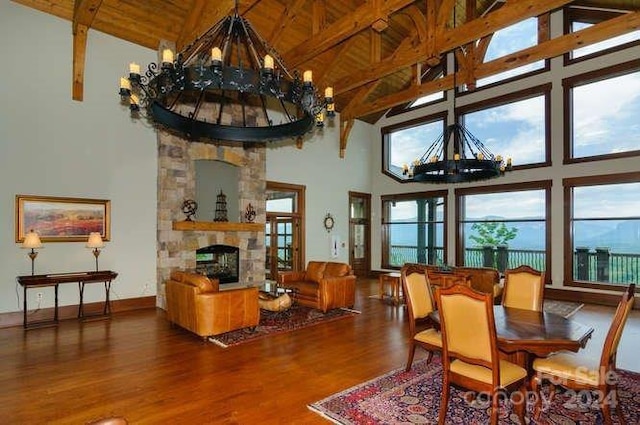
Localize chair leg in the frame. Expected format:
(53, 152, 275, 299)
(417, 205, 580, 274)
(513, 385, 526, 425)
(438, 380, 449, 425)
(531, 375, 543, 421)
(405, 343, 417, 371)
(490, 391, 499, 425)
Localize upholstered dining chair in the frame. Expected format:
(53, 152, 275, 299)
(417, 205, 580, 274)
(400, 263, 442, 371)
(436, 285, 527, 425)
(531, 284, 635, 425)
(501, 265, 545, 311)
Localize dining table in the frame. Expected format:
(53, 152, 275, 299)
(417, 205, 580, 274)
(429, 305, 595, 369)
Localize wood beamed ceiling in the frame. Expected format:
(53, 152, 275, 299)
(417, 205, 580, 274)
(12, 0, 640, 131)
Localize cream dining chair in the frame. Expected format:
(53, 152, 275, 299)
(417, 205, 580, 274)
(400, 263, 442, 371)
(531, 284, 635, 424)
(501, 265, 545, 311)
(436, 284, 527, 425)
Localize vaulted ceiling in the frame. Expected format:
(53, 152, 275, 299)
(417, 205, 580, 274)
(12, 0, 640, 126)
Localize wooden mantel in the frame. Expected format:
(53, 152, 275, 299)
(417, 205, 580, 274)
(172, 221, 264, 232)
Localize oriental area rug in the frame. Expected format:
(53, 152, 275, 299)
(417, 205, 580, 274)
(309, 356, 640, 424)
(209, 305, 359, 348)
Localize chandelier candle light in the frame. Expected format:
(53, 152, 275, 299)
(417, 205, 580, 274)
(119, 4, 335, 143)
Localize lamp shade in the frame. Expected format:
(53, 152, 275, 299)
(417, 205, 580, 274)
(86, 232, 105, 249)
(22, 230, 42, 249)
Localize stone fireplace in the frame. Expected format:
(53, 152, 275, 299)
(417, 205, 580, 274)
(156, 132, 266, 308)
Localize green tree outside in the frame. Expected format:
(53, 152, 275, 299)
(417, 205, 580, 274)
(469, 222, 518, 247)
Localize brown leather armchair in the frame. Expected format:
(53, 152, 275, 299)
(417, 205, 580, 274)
(165, 270, 260, 340)
(277, 261, 356, 312)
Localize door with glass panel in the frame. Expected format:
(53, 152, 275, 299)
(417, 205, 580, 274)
(349, 192, 371, 278)
(265, 182, 305, 281)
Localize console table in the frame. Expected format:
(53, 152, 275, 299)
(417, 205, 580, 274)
(17, 270, 118, 329)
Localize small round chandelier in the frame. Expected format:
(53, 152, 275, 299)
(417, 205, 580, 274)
(118, 6, 334, 143)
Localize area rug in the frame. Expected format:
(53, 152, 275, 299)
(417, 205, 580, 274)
(209, 305, 359, 348)
(543, 300, 584, 318)
(309, 356, 639, 424)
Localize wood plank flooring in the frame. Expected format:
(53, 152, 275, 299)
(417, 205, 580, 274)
(0, 279, 638, 424)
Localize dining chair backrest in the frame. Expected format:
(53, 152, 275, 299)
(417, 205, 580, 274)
(502, 265, 545, 311)
(401, 263, 435, 322)
(437, 285, 497, 372)
(598, 284, 636, 380)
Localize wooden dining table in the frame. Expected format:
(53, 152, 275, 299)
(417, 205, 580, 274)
(430, 305, 595, 369)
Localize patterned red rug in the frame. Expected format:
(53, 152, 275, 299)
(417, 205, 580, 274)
(309, 355, 640, 424)
(208, 304, 359, 348)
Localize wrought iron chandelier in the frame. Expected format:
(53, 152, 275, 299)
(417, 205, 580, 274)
(403, 53, 511, 183)
(118, 5, 334, 143)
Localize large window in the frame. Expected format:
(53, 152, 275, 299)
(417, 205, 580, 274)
(382, 113, 446, 181)
(459, 85, 550, 168)
(381, 191, 447, 268)
(456, 182, 550, 275)
(566, 62, 640, 161)
(564, 173, 640, 290)
(476, 18, 545, 88)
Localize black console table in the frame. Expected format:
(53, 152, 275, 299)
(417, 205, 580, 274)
(17, 270, 118, 329)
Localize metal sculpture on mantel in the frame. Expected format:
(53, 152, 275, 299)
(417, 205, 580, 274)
(181, 199, 198, 221)
(214, 191, 228, 222)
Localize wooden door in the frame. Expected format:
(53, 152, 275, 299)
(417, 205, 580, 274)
(349, 191, 371, 278)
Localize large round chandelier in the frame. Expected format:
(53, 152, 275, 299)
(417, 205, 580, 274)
(118, 6, 334, 143)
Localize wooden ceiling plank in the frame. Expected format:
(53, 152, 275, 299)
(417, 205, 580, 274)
(72, 23, 88, 101)
(176, 0, 207, 50)
(316, 37, 358, 87)
(334, 0, 572, 96)
(267, 0, 306, 48)
(283, 0, 416, 68)
(11, 0, 74, 20)
(345, 10, 640, 120)
(312, 0, 327, 35)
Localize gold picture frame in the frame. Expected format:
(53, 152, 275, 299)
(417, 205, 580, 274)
(15, 195, 111, 243)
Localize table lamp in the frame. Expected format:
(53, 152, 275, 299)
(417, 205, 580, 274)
(86, 232, 105, 271)
(22, 229, 43, 275)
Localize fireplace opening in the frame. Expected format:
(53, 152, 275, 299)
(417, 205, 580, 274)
(196, 244, 239, 284)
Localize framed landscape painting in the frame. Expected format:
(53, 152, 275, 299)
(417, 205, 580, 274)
(15, 195, 111, 242)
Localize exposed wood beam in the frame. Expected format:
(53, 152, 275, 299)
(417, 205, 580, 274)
(72, 23, 88, 101)
(71, 0, 103, 101)
(334, 0, 572, 96)
(339, 118, 355, 159)
(344, 10, 640, 120)
(283, 0, 415, 68)
(267, 0, 306, 48)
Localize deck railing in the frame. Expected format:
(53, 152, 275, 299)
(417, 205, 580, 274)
(389, 245, 639, 284)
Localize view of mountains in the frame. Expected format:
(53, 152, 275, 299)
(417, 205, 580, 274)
(390, 217, 640, 254)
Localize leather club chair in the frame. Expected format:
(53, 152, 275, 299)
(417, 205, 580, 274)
(165, 270, 259, 340)
(277, 261, 356, 312)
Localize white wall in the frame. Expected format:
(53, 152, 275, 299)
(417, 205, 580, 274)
(0, 2, 158, 313)
(370, 9, 640, 295)
(267, 119, 374, 263)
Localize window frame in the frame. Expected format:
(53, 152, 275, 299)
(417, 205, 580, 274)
(563, 172, 640, 291)
(381, 111, 447, 183)
(455, 180, 552, 281)
(563, 60, 640, 164)
(456, 83, 552, 170)
(563, 6, 640, 66)
(380, 190, 448, 269)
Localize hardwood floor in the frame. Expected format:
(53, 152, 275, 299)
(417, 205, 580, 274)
(0, 279, 637, 424)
